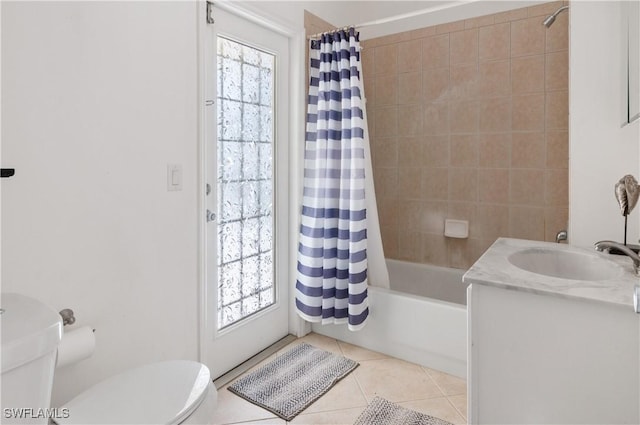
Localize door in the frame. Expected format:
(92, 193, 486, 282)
(203, 5, 290, 379)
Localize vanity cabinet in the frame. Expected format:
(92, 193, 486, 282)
(467, 283, 639, 424)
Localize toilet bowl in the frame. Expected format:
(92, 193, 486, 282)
(1, 293, 217, 425)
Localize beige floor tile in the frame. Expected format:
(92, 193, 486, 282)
(278, 333, 342, 355)
(336, 340, 389, 361)
(354, 358, 443, 403)
(288, 407, 365, 425)
(423, 368, 467, 396)
(211, 386, 278, 425)
(448, 394, 468, 421)
(399, 397, 466, 425)
(225, 420, 286, 425)
(305, 374, 368, 414)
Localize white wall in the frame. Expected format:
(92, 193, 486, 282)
(1, 1, 200, 405)
(569, 1, 640, 248)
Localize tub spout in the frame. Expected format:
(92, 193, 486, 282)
(594, 240, 640, 276)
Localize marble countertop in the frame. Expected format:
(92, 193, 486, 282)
(463, 237, 639, 309)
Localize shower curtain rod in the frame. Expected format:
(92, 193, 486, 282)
(306, 0, 477, 39)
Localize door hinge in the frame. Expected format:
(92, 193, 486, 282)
(206, 1, 215, 25)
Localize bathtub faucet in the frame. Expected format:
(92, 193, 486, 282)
(594, 240, 640, 276)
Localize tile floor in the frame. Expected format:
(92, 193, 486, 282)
(211, 333, 467, 425)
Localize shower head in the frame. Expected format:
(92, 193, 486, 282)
(543, 5, 569, 28)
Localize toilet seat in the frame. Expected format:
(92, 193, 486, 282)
(53, 360, 211, 425)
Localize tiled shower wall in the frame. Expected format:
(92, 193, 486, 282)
(362, 1, 569, 270)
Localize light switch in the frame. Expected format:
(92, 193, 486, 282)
(167, 164, 182, 191)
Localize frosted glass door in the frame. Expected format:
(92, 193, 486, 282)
(204, 5, 289, 379)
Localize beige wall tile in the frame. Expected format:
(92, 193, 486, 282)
(450, 100, 480, 133)
(512, 93, 545, 131)
(479, 133, 511, 167)
(546, 130, 568, 168)
(465, 14, 495, 29)
(545, 168, 568, 206)
(398, 39, 423, 73)
(375, 75, 398, 106)
(423, 102, 450, 135)
(398, 200, 423, 231)
(545, 90, 568, 130)
(365, 5, 567, 269)
(450, 134, 479, 167)
(509, 206, 545, 240)
(512, 55, 545, 94)
(398, 104, 423, 136)
(544, 206, 569, 242)
(511, 17, 545, 57)
(398, 167, 423, 199)
(374, 167, 398, 199)
(436, 20, 465, 34)
(545, 50, 568, 91)
(424, 135, 450, 166)
(422, 201, 448, 233)
(423, 233, 449, 266)
(423, 167, 449, 200)
(450, 28, 479, 66)
(423, 34, 450, 70)
(479, 97, 511, 132)
(398, 136, 423, 167)
(381, 225, 398, 258)
(373, 137, 398, 168)
(449, 64, 479, 100)
(375, 106, 398, 137)
(397, 229, 424, 262)
(511, 132, 545, 168)
(449, 168, 478, 202)
(375, 44, 398, 75)
(476, 204, 509, 239)
(423, 68, 450, 102)
(479, 23, 510, 61)
(399, 72, 423, 104)
(545, 9, 568, 52)
(510, 168, 545, 205)
(479, 168, 509, 204)
(478, 60, 510, 98)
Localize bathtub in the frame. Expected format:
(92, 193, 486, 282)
(311, 259, 468, 378)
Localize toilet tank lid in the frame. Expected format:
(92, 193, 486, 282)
(1, 293, 63, 374)
(55, 360, 211, 425)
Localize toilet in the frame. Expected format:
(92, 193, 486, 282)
(1, 293, 217, 425)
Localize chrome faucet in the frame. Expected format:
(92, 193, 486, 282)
(594, 240, 640, 276)
(556, 230, 568, 243)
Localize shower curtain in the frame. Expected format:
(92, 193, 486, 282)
(295, 27, 389, 331)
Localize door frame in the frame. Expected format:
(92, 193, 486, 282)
(196, 1, 308, 367)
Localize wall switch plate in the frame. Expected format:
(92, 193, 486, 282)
(167, 164, 182, 191)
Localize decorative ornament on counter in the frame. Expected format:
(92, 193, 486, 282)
(614, 174, 640, 245)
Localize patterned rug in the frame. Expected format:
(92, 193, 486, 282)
(227, 342, 359, 421)
(354, 397, 455, 425)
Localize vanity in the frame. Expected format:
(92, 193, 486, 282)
(464, 238, 639, 424)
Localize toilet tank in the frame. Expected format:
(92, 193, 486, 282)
(1, 293, 63, 424)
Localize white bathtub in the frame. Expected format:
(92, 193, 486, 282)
(311, 259, 468, 378)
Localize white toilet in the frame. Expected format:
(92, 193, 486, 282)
(1, 293, 217, 425)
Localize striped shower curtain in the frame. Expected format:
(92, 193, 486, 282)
(295, 28, 369, 331)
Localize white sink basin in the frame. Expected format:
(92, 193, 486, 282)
(507, 248, 624, 281)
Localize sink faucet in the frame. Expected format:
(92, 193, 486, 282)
(594, 240, 640, 276)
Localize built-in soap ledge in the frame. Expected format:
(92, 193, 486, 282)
(444, 219, 468, 239)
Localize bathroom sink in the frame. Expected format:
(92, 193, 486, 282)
(507, 248, 624, 281)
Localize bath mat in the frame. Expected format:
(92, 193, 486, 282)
(354, 397, 455, 425)
(227, 342, 359, 421)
